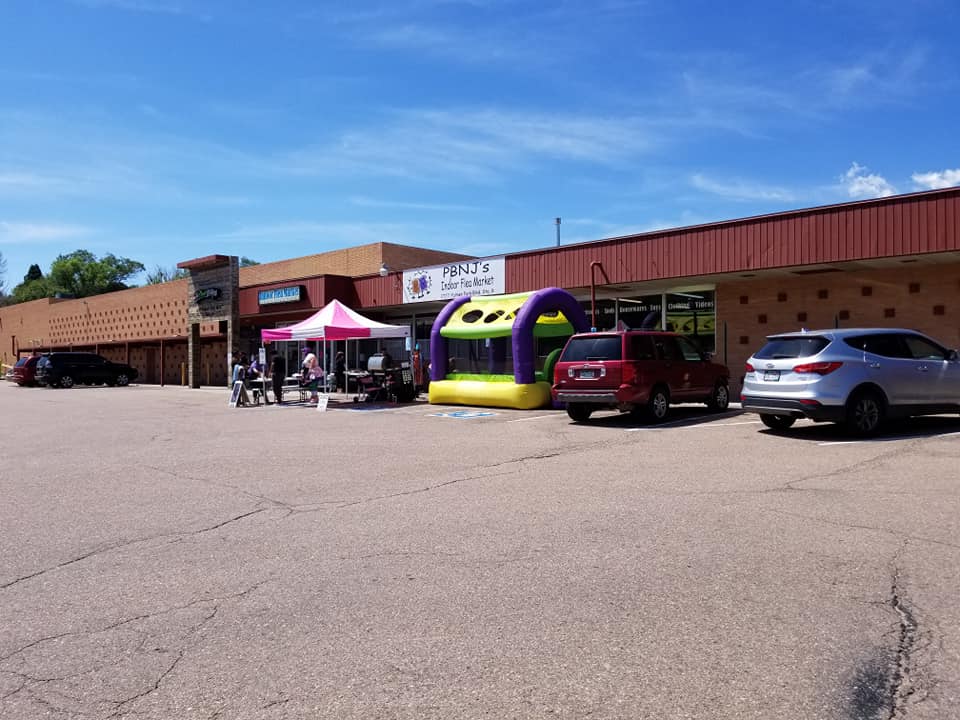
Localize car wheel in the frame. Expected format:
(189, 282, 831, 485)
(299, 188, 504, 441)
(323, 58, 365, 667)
(115, 374, 130, 387)
(647, 386, 670, 422)
(760, 414, 796, 431)
(60, 374, 75, 389)
(707, 382, 730, 412)
(845, 389, 885, 437)
(566, 403, 593, 422)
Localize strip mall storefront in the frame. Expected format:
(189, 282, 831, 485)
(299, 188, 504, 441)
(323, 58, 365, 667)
(3, 188, 959, 394)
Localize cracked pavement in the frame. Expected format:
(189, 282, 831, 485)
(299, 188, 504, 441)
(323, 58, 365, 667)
(2, 384, 959, 718)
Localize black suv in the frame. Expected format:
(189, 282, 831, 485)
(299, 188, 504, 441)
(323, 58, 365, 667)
(36, 352, 139, 389)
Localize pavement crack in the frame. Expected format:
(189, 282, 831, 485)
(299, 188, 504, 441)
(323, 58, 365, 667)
(334, 469, 516, 508)
(759, 508, 960, 551)
(0, 509, 270, 592)
(0, 580, 271, 664)
(106, 649, 185, 718)
(261, 697, 291, 710)
(888, 565, 920, 718)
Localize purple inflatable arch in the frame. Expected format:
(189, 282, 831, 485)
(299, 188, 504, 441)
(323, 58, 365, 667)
(430, 287, 589, 384)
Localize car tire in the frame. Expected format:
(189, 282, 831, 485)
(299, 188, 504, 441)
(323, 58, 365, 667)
(566, 403, 593, 422)
(845, 389, 885, 437)
(115, 373, 130, 387)
(760, 414, 796, 431)
(647, 386, 670, 422)
(706, 382, 730, 412)
(59, 374, 75, 389)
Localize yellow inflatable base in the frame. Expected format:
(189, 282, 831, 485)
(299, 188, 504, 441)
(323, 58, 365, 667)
(428, 380, 553, 410)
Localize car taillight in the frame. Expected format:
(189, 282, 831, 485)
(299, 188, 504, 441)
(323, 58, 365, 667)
(745, 362, 755, 373)
(793, 361, 843, 375)
(622, 362, 636, 385)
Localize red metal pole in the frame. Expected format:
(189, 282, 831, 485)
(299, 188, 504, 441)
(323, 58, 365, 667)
(590, 261, 602, 329)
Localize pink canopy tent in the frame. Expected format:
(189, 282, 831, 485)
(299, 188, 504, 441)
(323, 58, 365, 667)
(260, 299, 410, 342)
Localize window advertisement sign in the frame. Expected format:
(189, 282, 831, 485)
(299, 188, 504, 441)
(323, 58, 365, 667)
(402, 257, 505, 304)
(258, 286, 302, 305)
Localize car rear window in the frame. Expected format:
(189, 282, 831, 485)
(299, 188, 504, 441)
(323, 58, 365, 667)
(753, 336, 830, 359)
(560, 336, 623, 362)
(15, 358, 27, 367)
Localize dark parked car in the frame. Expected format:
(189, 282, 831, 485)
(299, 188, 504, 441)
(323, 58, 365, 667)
(12, 355, 42, 386)
(552, 330, 731, 422)
(36, 352, 138, 389)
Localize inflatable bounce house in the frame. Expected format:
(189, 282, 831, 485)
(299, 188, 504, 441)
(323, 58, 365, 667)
(428, 287, 590, 410)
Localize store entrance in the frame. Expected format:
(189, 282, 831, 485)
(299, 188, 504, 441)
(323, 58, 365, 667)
(584, 288, 717, 354)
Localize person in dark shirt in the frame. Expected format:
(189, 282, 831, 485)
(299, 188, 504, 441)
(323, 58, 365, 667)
(269, 351, 287, 404)
(335, 351, 346, 392)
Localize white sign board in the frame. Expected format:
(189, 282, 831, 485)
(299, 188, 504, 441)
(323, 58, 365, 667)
(402, 257, 505, 304)
(315, 393, 329, 412)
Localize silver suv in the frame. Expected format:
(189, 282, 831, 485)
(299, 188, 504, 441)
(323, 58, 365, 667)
(741, 328, 960, 435)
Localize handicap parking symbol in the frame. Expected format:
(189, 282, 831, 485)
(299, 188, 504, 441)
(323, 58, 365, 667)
(429, 410, 498, 419)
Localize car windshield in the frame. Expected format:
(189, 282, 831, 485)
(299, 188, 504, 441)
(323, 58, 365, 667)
(15, 358, 27, 367)
(753, 336, 830, 360)
(560, 336, 622, 362)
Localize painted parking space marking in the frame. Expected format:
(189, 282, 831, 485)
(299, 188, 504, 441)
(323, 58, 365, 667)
(673, 420, 762, 430)
(817, 429, 960, 446)
(429, 410, 498, 419)
(625, 419, 759, 432)
(507, 414, 557, 423)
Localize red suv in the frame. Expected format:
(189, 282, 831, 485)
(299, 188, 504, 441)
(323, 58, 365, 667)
(552, 331, 731, 422)
(12, 355, 42, 386)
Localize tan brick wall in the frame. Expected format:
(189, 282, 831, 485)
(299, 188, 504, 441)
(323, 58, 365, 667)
(717, 263, 960, 395)
(237, 242, 470, 287)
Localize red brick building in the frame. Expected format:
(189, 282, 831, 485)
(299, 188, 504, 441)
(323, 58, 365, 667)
(3, 188, 959, 394)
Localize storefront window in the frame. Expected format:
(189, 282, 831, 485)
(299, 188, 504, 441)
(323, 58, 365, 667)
(666, 290, 715, 353)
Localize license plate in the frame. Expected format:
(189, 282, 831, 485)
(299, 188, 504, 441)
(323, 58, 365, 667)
(580, 369, 596, 379)
(763, 370, 780, 381)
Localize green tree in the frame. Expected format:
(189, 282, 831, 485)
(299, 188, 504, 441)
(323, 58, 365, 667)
(47, 250, 145, 298)
(239, 256, 260, 267)
(145, 265, 188, 284)
(24, 264, 43, 283)
(12, 278, 51, 303)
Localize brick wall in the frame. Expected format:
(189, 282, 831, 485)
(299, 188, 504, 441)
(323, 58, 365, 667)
(238, 242, 471, 287)
(717, 262, 960, 395)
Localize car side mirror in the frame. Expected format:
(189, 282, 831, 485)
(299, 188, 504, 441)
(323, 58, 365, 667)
(948, 349, 959, 362)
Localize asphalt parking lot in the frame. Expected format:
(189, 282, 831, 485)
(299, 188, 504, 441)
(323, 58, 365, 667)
(2, 382, 959, 719)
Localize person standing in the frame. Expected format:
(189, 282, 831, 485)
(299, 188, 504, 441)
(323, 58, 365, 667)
(335, 351, 346, 393)
(302, 351, 319, 403)
(230, 352, 244, 385)
(269, 351, 286, 404)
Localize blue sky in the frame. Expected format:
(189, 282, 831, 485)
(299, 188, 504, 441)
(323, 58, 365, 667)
(1, 0, 959, 288)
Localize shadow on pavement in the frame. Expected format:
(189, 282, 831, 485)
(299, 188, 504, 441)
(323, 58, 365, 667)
(759, 414, 960, 442)
(570, 406, 744, 430)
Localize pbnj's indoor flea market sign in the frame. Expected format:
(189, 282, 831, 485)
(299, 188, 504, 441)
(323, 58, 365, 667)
(402, 257, 505, 304)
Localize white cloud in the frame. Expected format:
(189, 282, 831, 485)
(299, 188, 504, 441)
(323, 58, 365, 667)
(690, 173, 795, 202)
(72, 0, 192, 15)
(0, 172, 60, 189)
(911, 168, 960, 190)
(348, 196, 479, 212)
(217, 221, 415, 246)
(0, 222, 93, 244)
(281, 108, 657, 184)
(840, 162, 896, 199)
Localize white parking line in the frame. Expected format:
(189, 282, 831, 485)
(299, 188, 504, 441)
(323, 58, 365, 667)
(625, 419, 760, 432)
(818, 429, 960, 446)
(507, 414, 557, 423)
